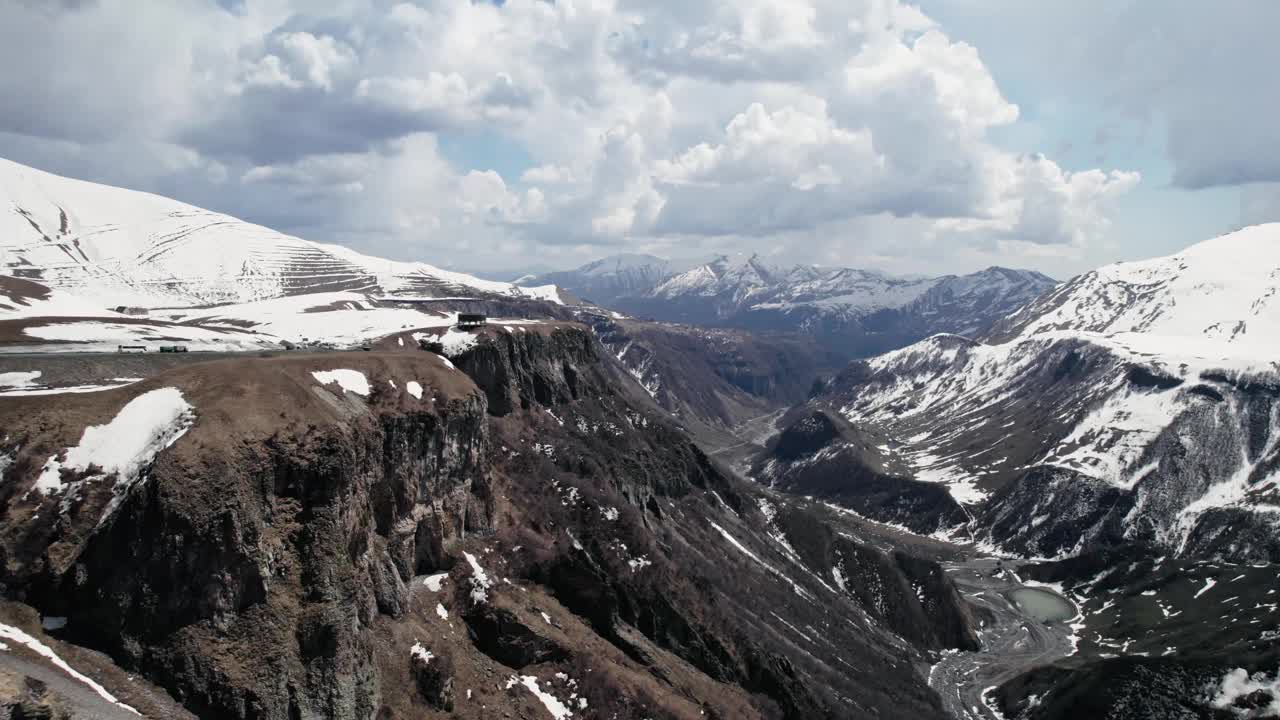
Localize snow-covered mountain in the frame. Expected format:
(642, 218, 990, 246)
(0, 157, 561, 309)
(536, 252, 1057, 358)
(765, 224, 1280, 562)
(523, 253, 694, 307)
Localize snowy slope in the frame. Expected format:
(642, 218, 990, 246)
(803, 225, 1280, 561)
(991, 223, 1280, 363)
(607, 255, 1055, 359)
(0, 157, 561, 308)
(648, 255, 1054, 318)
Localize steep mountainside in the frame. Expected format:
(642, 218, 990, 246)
(0, 322, 980, 719)
(0, 157, 561, 308)
(764, 225, 1280, 563)
(578, 311, 839, 445)
(535, 252, 1057, 359)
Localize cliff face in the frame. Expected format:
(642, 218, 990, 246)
(1, 354, 490, 719)
(448, 323, 600, 417)
(1, 324, 980, 719)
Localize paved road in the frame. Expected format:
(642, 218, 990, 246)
(929, 558, 1076, 720)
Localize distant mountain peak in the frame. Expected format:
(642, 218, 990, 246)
(529, 247, 1058, 359)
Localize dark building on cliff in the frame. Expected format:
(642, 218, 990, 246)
(457, 313, 487, 329)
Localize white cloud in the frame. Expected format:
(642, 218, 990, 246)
(355, 73, 472, 118)
(241, 153, 370, 187)
(0, 0, 1151, 273)
(938, 154, 1140, 247)
(239, 31, 356, 92)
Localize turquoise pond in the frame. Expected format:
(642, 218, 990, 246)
(1010, 587, 1076, 622)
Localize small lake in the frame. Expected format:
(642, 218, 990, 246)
(1010, 587, 1076, 622)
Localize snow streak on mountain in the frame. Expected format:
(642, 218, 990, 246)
(795, 224, 1280, 561)
(0, 158, 560, 309)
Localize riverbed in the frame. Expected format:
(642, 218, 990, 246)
(928, 559, 1077, 719)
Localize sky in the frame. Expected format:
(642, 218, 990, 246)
(0, 0, 1276, 280)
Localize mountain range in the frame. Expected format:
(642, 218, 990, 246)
(759, 223, 1280, 562)
(527, 253, 1058, 358)
(2, 157, 1278, 719)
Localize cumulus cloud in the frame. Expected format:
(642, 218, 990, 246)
(0, 0, 1152, 273)
(237, 31, 356, 92)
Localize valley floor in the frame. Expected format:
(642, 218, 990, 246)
(702, 413, 1083, 720)
(927, 559, 1077, 720)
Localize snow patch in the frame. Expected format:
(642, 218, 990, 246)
(507, 675, 573, 719)
(34, 388, 194, 524)
(0, 370, 40, 389)
(709, 521, 812, 599)
(1195, 578, 1218, 599)
(1211, 668, 1280, 717)
(463, 552, 493, 603)
(416, 327, 478, 356)
(0, 380, 144, 397)
(410, 641, 434, 665)
(311, 369, 370, 396)
(406, 380, 423, 399)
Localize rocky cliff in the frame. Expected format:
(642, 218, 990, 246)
(1, 353, 489, 718)
(1, 323, 979, 719)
